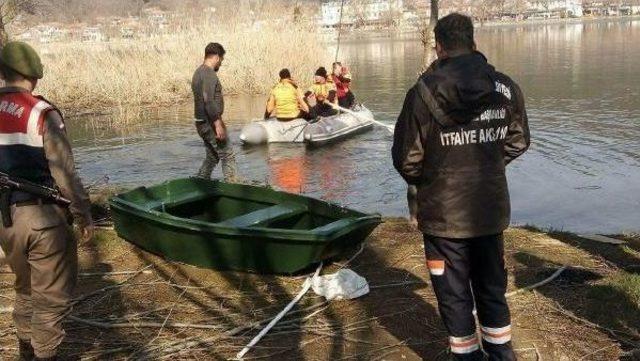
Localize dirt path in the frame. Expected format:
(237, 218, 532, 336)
(1, 220, 637, 360)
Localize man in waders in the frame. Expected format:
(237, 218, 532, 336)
(191, 42, 238, 182)
(392, 14, 530, 360)
(0, 41, 93, 360)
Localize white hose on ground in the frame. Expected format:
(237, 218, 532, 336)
(235, 263, 323, 360)
(505, 266, 568, 298)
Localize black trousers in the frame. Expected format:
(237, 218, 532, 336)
(338, 91, 355, 109)
(312, 102, 338, 118)
(424, 233, 516, 361)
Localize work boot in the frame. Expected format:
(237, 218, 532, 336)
(482, 341, 517, 361)
(17, 339, 34, 361)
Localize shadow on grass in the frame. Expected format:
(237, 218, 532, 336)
(348, 239, 449, 360)
(513, 251, 640, 358)
(519, 226, 640, 272)
(59, 234, 151, 360)
(57, 234, 449, 360)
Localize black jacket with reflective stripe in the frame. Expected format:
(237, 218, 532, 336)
(392, 52, 530, 238)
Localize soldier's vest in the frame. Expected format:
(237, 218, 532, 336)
(0, 90, 56, 187)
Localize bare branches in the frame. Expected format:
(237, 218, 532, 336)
(0, 0, 38, 45)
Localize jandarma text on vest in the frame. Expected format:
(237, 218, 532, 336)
(0, 101, 25, 118)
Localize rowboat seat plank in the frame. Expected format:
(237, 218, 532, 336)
(312, 218, 353, 233)
(220, 203, 307, 228)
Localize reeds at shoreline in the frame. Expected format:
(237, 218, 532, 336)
(35, 17, 331, 116)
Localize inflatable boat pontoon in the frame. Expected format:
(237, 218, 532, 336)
(239, 105, 374, 146)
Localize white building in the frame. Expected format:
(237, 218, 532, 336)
(81, 27, 107, 42)
(364, 0, 403, 21)
(527, 0, 583, 17)
(320, 0, 404, 27)
(18, 25, 68, 43)
(320, 1, 344, 26)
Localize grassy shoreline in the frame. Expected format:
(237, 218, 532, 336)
(2, 191, 638, 359)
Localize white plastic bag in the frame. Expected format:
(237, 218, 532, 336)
(311, 269, 369, 301)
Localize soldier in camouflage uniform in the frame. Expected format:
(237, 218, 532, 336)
(0, 41, 93, 361)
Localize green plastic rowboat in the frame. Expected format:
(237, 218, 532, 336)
(109, 178, 381, 274)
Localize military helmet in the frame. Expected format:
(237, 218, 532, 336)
(0, 41, 44, 79)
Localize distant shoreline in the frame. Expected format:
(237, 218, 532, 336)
(477, 14, 640, 28)
(330, 15, 640, 42)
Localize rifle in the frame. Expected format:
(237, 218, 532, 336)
(0, 172, 71, 227)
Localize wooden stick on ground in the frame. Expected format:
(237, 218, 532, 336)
(68, 316, 225, 330)
(79, 270, 153, 278)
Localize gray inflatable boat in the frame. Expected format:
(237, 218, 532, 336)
(239, 105, 374, 146)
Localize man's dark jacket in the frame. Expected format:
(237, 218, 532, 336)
(392, 52, 530, 238)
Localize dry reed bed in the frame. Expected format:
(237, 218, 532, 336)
(36, 21, 331, 112)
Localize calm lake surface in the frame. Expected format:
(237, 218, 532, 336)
(68, 19, 640, 234)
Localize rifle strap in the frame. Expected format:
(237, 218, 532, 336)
(0, 187, 13, 228)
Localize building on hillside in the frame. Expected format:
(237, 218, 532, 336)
(321, 1, 352, 27)
(526, 0, 583, 18)
(364, 0, 404, 23)
(583, 1, 605, 16)
(405, 0, 430, 19)
(119, 17, 142, 39)
(583, 2, 640, 16)
(606, 3, 640, 16)
(17, 24, 68, 43)
(81, 27, 107, 42)
(320, 0, 404, 28)
(142, 7, 170, 31)
(401, 9, 421, 27)
(124, 17, 142, 38)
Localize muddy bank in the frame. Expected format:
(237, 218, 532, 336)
(2, 218, 638, 360)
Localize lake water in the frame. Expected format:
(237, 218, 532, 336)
(68, 18, 640, 234)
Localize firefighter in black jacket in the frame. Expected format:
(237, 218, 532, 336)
(392, 14, 530, 360)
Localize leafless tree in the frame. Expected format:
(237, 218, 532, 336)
(0, 0, 36, 46)
(539, 0, 551, 12)
(347, 0, 368, 28)
(420, 0, 438, 67)
(37, 0, 152, 22)
(473, 0, 501, 24)
(430, 0, 438, 24)
(504, 0, 529, 15)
